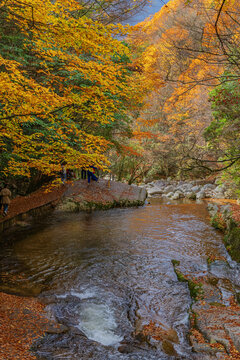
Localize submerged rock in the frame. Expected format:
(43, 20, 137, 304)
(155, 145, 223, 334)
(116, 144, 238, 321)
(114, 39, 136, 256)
(162, 339, 178, 356)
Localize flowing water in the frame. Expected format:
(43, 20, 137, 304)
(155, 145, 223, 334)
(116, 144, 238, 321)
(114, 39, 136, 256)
(0, 198, 231, 359)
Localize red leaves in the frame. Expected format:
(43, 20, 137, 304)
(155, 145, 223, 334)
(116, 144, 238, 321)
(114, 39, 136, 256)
(0, 292, 46, 360)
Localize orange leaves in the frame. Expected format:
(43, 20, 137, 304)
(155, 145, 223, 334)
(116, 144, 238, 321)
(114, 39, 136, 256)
(120, 144, 143, 157)
(142, 320, 168, 341)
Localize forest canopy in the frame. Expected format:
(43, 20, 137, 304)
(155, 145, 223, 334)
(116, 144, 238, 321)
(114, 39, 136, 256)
(0, 0, 144, 184)
(124, 0, 240, 191)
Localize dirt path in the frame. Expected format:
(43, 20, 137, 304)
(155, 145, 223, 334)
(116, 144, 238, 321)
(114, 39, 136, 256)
(0, 184, 66, 224)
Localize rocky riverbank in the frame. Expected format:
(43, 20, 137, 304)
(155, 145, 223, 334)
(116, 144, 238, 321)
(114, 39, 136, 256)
(172, 258, 240, 360)
(143, 180, 240, 359)
(144, 179, 235, 201)
(144, 179, 240, 264)
(207, 201, 240, 263)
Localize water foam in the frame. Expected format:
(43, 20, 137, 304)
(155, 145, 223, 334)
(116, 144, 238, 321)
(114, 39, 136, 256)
(77, 303, 123, 346)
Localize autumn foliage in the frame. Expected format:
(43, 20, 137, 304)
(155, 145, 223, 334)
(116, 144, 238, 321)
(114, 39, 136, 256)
(127, 0, 240, 184)
(0, 0, 144, 182)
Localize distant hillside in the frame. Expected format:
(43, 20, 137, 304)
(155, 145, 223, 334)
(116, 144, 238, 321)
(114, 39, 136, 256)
(127, 0, 240, 179)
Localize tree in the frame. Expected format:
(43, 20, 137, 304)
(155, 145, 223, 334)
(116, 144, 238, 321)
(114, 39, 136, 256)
(0, 0, 143, 184)
(78, 0, 151, 23)
(127, 0, 240, 181)
(201, 75, 240, 192)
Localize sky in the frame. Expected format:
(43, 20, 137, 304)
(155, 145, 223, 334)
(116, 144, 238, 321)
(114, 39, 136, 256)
(127, 0, 168, 25)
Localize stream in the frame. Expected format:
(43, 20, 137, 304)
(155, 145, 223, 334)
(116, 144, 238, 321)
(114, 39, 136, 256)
(0, 198, 235, 359)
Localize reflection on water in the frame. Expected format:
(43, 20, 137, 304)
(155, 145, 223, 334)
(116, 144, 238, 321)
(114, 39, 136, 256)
(0, 198, 227, 359)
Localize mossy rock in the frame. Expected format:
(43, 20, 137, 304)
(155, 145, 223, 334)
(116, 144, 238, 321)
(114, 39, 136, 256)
(224, 225, 240, 263)
(171, 259, 180, 267)
(58, 198, 145, 213)
(236, 292, 240, 304)
(57, 199, 80, 212)
(210, 213, 226, 231)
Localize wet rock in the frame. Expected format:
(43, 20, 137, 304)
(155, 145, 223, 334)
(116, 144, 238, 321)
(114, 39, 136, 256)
(224, 325, 240, 351)
(57, 199, 80, 212)
(0, 283, 43, 297)
(191, 342, 223, 355)
(45, 323, 69, 334)
(162, 339, 178, 356)
(164, 329, 179, 344)
(209, 335, 231, 352)
(15, 221, 31, 227)
(207, 276, 219, 286)
(118, 344, 134, 354)
(209, 261, 233, 282)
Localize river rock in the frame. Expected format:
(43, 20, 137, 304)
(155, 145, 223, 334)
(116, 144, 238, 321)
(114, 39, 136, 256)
(164, 329, 179, 344)
(192, 185, 202, 193)
(196, 191, 206, 199)
(224, 325, 240, 351)
(185, 192, 196, 200)
(161, 339, 178, 356)
(57, 180, 147, 212)
(215, 185, 226, 193)
(207, 203, 219, 217)
(172, 191, 184, 200)
(163, 185, 175, 194)
(147, 187, 163, 196)
(45, 323, 69, 334)
(213, 191, 225, 199)
(203, 184, 216, 191)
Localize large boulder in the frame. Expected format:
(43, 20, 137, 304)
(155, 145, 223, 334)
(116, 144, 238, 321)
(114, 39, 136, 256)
(57, 180, 147, 212)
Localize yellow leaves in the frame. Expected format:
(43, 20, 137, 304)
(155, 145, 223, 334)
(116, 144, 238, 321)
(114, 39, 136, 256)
(0, 0, 145, 178)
